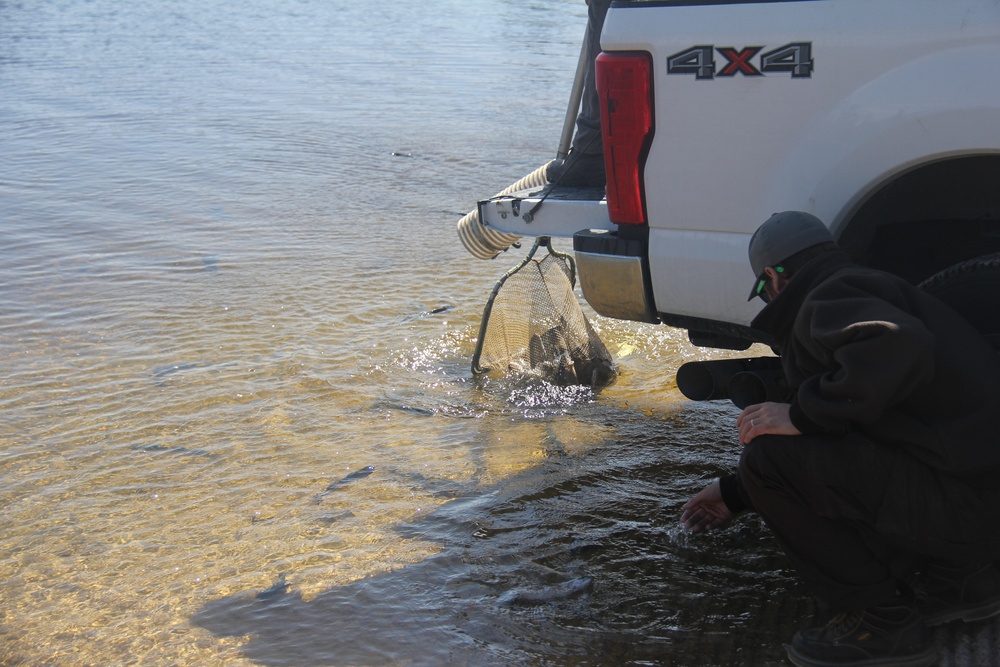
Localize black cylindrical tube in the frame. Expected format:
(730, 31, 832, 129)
(728, 369, 791, 409)
(676, 357, 784, 403)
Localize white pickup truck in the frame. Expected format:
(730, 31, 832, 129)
(472, 0, 1000, 356)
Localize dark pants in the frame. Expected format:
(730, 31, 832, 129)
(738, 433, 1000, 612)
(571, 0, 611, 157)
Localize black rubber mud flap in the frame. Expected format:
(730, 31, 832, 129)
(918, 252, 1000, 350)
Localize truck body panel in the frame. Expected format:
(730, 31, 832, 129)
(477, 0, 1000, 347)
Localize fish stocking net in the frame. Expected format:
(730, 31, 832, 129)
(472, 239, 617, 389)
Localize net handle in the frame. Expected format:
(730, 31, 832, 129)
(546, 240, 576, 288)
(471, 237, 547, 375)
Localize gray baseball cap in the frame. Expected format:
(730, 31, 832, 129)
(747, 211, 833, 300)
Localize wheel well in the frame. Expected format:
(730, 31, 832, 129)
(839, 155, 1000, 285)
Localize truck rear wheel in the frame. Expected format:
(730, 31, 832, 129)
(917, 253, 1000, 349)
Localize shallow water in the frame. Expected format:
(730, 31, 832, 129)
(0, 1, 809, 665)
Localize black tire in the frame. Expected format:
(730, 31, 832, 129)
(917, 253, 1000, 349)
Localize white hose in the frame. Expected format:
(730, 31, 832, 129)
(456, 162, 554, 260)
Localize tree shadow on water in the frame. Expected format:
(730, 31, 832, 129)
(192, 496, 626, 667)
(192, 413, 812, 667)
(192, 549, 537, 666)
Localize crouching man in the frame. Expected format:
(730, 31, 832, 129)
(681, 211, 1000, 667)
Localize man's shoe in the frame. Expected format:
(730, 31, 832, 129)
(786, 605, 938, 667)
(545, 150, 605, 188)
(915, 560, 1000, 626)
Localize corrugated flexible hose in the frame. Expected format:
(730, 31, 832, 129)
(456, 161, 554, 260)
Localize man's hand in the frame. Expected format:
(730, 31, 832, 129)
(736, 402, 801, 445)
(680, 480, 733, 533)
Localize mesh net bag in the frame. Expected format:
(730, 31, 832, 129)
(472, 239, 617, 390)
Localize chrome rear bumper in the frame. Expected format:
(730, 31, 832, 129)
(573, 230, 658, 324)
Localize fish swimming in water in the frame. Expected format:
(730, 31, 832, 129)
(132, 443, 215, 458)
(312, 466, 375, 502)
(152, 362, 206, 379)
(371, 394, 436, 417)
(401, 304, 454, 323)
(325, 465, 375, 491)
(497, 576, 593, 606)
(256, 573, 288, 601)
(317, 510, 355, 525)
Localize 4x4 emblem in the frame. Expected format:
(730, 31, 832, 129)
(667, 43, 813, 79)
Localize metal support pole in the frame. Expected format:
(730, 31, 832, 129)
(557, 24, 590, 160)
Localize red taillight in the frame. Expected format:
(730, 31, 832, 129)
(596, 51, 654, 225)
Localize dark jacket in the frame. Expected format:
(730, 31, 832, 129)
(751, 249, 1000, 481)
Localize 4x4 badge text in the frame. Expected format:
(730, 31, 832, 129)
(667, 43, 814, 79)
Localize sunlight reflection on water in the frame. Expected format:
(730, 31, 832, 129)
(0, 1, 808, 665)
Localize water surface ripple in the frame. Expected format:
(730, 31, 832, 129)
(1, 1, 807, 665)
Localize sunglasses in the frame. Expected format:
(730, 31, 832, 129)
(754, 266, 784, 303)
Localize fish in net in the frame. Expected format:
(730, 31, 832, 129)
(472, 238, 617, 390)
